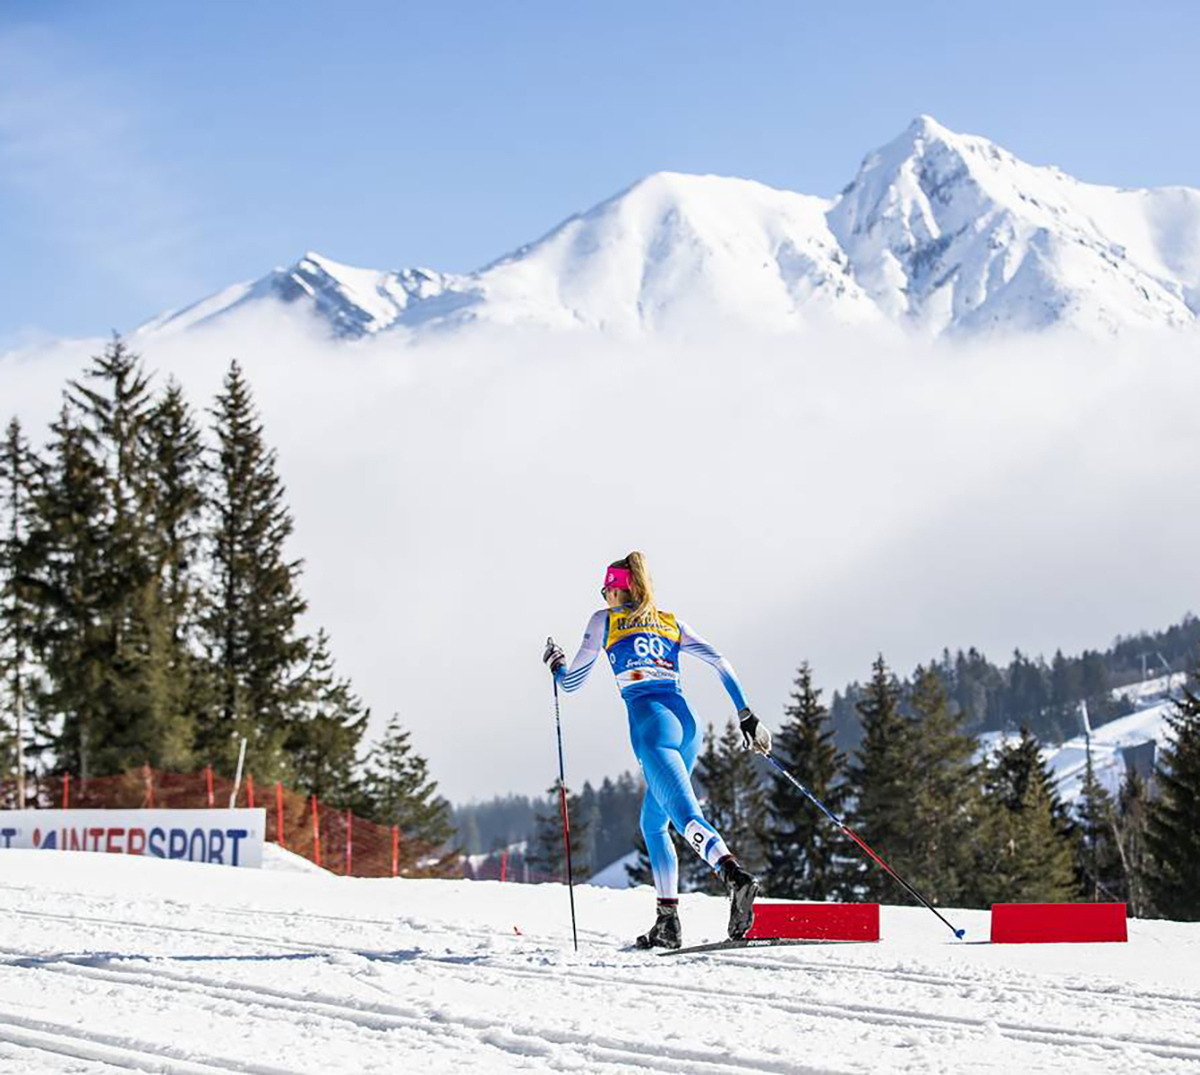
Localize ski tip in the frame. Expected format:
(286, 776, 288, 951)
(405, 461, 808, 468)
(955, 928, 966, 940)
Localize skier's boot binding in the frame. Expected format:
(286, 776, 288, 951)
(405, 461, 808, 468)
(720, 856, 759, 939)
(635, 899, 682, 950)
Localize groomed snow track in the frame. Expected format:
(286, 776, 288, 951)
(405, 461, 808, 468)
(0, 854, 1198, 1074)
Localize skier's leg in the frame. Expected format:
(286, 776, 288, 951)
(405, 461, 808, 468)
(631, 694, 731, 871)
(641, 693, 758, 939)
(639, 785, 678, 900)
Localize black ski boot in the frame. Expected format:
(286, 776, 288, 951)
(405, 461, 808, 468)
(635, 899, 682, 950)
(720, 856, 759, 939)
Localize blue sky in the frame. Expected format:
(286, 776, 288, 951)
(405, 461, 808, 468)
(2, 1, 1198, 342)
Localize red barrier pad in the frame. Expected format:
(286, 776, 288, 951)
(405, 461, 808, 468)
(746, 902, 880, 941)
(990, 903, 1127, 943)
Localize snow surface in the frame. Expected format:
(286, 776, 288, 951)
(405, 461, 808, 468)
(1, 851, 1198, 1074)
(132, 117, 1200, 342)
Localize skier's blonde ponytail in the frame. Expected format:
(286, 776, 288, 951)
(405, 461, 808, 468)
(615, 550, 658, 624)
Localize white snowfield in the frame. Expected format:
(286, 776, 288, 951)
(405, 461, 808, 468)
(0, 851, 1198, 1075)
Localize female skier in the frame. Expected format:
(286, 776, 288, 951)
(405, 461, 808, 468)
(543, 551, 772, 950)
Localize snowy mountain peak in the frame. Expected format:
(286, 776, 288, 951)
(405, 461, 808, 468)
(135, 117, 1200, 342)
(829, 117, 1200, 334)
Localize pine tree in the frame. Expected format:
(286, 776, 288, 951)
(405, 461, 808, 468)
(29, 403, 111, 780)
(70, 337, 191, 771)
(359, 714, 455, 874)
(1076, 749, 1125, 901)
(972, 729, 1078, 903)
(202, 360, 309, 776)
(1145, 666, 1200, 920)
(765, 662, 851, 900)
(845, 656, 915, 901)
(144, 379, 212, 738)
(712, 717, 770, 874)
(25, 338, 194, 775)
(1114, 769, 1151, 917)
(286, 630, 369, 803)
(907, 664, 980, 906)
(529, 781, 590, 881)
(0, 419, 41, 805)
(594, 771, 643, 871)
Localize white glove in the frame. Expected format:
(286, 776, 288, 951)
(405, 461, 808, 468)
(738, 707, 772, 755)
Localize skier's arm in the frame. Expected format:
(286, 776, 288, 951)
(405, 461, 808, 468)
(677, 620, 748, 712)
(556, 609, 608, 693)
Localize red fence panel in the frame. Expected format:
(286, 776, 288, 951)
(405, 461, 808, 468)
(990, 903, 1128, 943)
(746, 902, 880, 942)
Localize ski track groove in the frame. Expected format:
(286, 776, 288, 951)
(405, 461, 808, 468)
(6, 895, 1200, 1067)
(0, 1008, 305, 1074)
(699, 952, 1200, 1012)
(4, 897, 1198, 1017)
(0, 950, 846, 1075)
(420, 956, 1200, 1063)
(3, 933, 1200, 1067)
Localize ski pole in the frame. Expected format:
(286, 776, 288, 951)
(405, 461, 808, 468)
(761, 752, 966, 940)
(552, 673, 579, 952)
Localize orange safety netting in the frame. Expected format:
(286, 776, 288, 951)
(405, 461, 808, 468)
(1, 767, 453, 879)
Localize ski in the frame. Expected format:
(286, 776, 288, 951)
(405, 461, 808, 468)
(658, 937, 876, 956)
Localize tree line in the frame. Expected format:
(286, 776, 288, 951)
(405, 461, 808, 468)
(455, 772, 644, 881)
(0, 338, 452, 858)
(828, 617, 1200, 750)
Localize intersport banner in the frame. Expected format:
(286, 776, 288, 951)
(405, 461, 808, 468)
(0, 809, 266, 868)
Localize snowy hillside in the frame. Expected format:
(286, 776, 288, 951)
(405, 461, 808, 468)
(979, 673, 1183, 806)
(132, 116, 1200, 342)
(1046, 702, 1174, 805)
(2, 851, 1199, 1075)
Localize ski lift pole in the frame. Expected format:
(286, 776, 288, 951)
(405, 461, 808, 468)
(761, 752, 966, 940)
(552, 675, 579, 952)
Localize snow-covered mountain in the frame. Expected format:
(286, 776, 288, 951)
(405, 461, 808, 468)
(136, 116, 1200, 341)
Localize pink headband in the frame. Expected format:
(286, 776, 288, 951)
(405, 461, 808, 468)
(603, 566, 632, 590)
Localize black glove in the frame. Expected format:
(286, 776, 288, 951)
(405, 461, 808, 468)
(738, 707, 772, 755)
(543, 636, 565, 675)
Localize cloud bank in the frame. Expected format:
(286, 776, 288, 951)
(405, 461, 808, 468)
(3, 315, 1199, 803)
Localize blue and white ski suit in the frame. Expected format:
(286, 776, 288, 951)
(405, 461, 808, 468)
(554, 605, 748, 899)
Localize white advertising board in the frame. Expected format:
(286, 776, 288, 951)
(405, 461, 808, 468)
(0, 809, 266, 868)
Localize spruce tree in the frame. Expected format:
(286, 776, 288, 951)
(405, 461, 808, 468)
(710, 717, 770, 875)
(21, 339, 194, 775)
(845, 656, 915, 901)
(0, 419, 40, 804)
(972, 729, 1078, 903)
(29, 403, 111, 780)
(359, 714, 455, 873)
(145, 379, 212, 736)
(1075, 750, 1125, 901)
(1145, 666, 1200, 920)
(765, 662, 851, 900)
(287, 630, 370, 802)
(529, 781, 590, 881)
(907, 664, 980, 906)
(1114, 769, 1151, 917)
(594, 772, 643, 871)
(203, 360, 309, 776)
